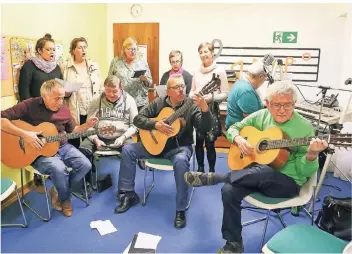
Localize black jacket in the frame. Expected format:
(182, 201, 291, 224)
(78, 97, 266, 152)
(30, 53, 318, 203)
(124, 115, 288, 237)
(18, 60, 63, 101)
(134, 96, 211, 153)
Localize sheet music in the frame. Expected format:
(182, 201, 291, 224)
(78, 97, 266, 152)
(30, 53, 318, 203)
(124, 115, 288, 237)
(55, 78, 84, 93)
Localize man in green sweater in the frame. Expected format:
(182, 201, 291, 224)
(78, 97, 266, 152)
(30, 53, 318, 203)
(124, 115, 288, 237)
(184, 80, 328, 253)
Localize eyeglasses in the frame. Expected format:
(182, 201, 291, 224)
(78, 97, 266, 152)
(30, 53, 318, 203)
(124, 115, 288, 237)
(168, 84, 185, 91)
(171, 60, 181, 65)
(126, 47, 137, 52)
(270, 103, 295, 110)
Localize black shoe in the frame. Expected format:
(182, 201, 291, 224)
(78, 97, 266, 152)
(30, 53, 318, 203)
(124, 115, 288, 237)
(217, 241, 244, 253)
(174, 211, 186, 229)
(209, 168, 215, 173)
(116, 190, 126, 202)
(114, 193, 140, 213)
(197, 166, 205, 173)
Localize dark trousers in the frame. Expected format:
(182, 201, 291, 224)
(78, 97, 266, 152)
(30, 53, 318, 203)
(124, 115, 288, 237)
(195, 135, 216, 171)
(69, 114, 88, 148)
(221, 165, 300, 242)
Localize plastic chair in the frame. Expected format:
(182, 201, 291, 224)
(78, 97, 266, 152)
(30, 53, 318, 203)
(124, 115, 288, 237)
(1, 178, 28, 228)
(21, 166, 90, 222)
(262, 224, 351, 253)
(92, 150, 121, 190)
(142, 154, 196, 209)
(241, 172, 318, 251)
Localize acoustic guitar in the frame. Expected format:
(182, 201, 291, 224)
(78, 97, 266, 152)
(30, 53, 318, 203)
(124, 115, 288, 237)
(140, 73, 221, 155)
(228, 126, 352, 170)
(1, 120, 116, 168)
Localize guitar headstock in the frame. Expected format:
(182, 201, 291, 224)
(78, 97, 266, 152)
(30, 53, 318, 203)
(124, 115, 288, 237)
(98, 125, 117, 135)
(329, 133, 352, 149)
(199, 73, 221, 96)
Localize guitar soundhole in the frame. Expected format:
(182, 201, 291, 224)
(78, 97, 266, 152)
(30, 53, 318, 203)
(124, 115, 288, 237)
(258, 140, 269, 151)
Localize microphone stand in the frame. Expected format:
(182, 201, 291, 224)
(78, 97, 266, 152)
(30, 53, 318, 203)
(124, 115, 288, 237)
(296, 83, 352, 213)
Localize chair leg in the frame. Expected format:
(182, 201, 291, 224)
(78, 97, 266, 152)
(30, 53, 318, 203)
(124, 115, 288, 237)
(142, 166, 155, 206)
(242, 216, 267, 226)
(185, 187, 195, 210)
(275, 210, 287, 228)
(20, 168, 51, 222)
(259, 210, 271, 251)
(72, 178, 89, 207)
(1, 186, 28, 228)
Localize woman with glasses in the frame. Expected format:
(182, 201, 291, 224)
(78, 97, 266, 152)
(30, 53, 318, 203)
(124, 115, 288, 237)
(18, 33, 63, 191)
(61, 37, 102, 148)
(18, 33, 63, 101)
(160, 50, 192, 96)
(189, 42, 228, 173)
(108, 37, 153, 112)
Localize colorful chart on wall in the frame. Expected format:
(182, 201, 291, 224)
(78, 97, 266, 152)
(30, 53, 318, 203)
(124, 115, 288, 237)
(8, 36, 64, 99)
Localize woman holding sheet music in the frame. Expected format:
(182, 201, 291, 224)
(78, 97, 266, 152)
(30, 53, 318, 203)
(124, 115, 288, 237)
(61, 37, 102, 148)
(108, 37, 153, 111)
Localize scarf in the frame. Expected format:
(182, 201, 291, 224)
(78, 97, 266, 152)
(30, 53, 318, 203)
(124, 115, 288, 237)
(170, 67, 184, 76)
(30, 55, 57, 73)
(200, 61, 216, 74)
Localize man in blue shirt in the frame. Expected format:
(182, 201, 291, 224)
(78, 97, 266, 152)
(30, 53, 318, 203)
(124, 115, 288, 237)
(225, 62, 266, 129)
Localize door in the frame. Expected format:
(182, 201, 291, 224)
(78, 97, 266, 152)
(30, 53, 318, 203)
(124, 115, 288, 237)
(112, 23, 159, 102)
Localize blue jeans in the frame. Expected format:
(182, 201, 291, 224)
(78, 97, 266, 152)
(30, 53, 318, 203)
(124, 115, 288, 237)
(118, 142, 193, 211)
(32, 143, 92, 201)
(221, 165, 300, 242)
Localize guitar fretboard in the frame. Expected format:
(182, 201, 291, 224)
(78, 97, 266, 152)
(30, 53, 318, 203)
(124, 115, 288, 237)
(264, 134, 329, 150)
(167, 91, 204, 124)
(45, 129, 98, 143)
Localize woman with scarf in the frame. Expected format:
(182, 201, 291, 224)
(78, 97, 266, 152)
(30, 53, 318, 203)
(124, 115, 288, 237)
(159, 50, 192, 96)
(18, 33, 62, 101)
(18, 33, 63, 190)
(189, 42, 228, 173)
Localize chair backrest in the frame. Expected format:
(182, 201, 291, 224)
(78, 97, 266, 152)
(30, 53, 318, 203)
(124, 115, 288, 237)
(297, 171, 318, 204)
(343, 241, 352, 253)
(1, 178, 16, 202)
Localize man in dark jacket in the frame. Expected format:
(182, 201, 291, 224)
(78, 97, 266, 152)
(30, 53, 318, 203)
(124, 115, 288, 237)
(115, 74, 211, 229)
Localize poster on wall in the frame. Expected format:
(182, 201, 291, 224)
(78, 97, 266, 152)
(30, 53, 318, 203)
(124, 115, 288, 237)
(137, 45, 148, 62)
(1, 37, 9, 80)
(9, 37, 64, 96)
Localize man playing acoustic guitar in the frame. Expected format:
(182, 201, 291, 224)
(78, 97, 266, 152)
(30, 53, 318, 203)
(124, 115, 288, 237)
(184, 81, 328, 253)
(115, 74, 211, 229)
(1, 79, 98, 217)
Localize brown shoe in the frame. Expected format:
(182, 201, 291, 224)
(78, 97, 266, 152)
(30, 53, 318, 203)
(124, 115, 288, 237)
(49, 187, 62, 211)
(61, 200, 73, 217)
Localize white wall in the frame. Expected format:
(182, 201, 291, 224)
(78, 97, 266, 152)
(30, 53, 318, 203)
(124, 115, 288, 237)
(107, 3, 348, 102)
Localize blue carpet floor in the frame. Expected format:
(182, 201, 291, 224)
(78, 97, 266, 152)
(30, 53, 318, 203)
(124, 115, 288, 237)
(1, 153, 351, 253)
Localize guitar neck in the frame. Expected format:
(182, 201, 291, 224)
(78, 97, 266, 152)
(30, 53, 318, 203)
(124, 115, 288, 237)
(45, 129, 98, 143)
(166, 90, 205, 124)
(265, 134, 329, 150)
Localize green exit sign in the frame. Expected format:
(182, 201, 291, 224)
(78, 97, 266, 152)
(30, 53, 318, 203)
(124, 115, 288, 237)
(273, 31, 298, 43)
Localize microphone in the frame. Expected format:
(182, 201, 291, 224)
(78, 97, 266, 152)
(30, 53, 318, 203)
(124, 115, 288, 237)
(263, 53, 275, 66)
(262, 54, 275, 85)
(345, 78, 352, 85)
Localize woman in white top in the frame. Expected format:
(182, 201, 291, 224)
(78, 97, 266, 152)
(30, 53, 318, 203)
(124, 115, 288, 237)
(61, 37, 102, 148)
(189, 42, 228, 173)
